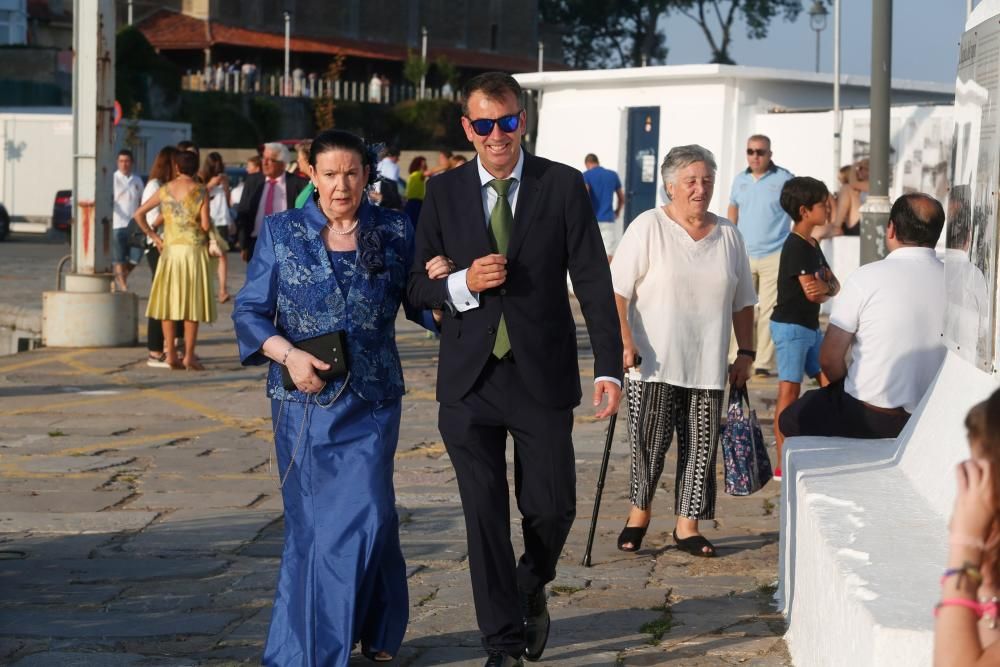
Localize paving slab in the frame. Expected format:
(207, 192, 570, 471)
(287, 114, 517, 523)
(0, 511, 157, 534)
(0, 239, 790, 665)
(0, 609, 239, 638)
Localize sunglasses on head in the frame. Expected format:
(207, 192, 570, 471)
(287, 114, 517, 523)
(747, 148, 769, 157)
(467, 112, 522, 136)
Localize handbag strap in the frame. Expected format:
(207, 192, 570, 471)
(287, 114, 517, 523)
(270, 372, 351, 490)
(729, 384, 751, 410)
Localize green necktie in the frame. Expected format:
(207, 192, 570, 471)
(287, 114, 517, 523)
(488, 178, 513, 358)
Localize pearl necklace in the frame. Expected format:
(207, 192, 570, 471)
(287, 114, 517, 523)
(326, 219, 359, 236)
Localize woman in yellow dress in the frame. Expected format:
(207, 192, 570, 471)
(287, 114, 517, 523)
(132, 149, 217, 370)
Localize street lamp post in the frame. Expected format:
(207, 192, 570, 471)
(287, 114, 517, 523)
(538, 40, 544, 72)
(127, 0, 133, 25)
(283, 11, 291, 96)
(833, 0, 841, 182)
(420, 26, 428, 100)
(808, 0, 829, 73)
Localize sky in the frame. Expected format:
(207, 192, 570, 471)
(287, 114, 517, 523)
(658, 1, 969, 84)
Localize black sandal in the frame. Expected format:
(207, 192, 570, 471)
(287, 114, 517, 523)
(672, 529, 716, 557)
(617, 523, 649, 552)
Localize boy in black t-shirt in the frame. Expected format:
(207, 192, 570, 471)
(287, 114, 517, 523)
(770, 177, 840, 480)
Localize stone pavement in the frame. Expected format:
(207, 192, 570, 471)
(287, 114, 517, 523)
(0, 239, 791, 666)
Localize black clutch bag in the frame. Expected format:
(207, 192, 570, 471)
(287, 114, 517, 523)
(280, 330, 350, 391)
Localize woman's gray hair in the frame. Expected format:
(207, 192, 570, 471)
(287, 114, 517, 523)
(262, 141, 291, 164)
(661, 144, 717, 185)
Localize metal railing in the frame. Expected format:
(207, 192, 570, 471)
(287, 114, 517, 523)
(181, 71, 458, 104)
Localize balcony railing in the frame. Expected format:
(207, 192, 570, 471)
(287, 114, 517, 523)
(182, 71, 457, 104)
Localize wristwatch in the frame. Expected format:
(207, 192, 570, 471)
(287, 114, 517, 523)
(737, 348, 756, 361)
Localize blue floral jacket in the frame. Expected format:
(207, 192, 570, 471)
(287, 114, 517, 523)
(232, 198, 432, 403)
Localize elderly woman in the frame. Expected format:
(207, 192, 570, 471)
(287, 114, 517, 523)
(611, 145, 756, 558)
(233, 130, 448, 665)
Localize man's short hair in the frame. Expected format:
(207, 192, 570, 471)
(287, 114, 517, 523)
(462, 72, 522, 116)
(890, 193, 945, 247)
(780, 177, 829, 222)
(382, 146, 400, 158)
(263, 142, 290, 163)
(585, 153, 599, 165)
(246, 155, 262, 168)
(176, 140, 197, 153)
(117, 149, 133, 160)
(747, 134, 771, 148)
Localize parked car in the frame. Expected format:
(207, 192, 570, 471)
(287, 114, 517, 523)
(0, 203, 9, 241)
(51, 190, 72, 234)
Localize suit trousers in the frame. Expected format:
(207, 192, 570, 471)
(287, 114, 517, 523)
(438, 355, 576, 655)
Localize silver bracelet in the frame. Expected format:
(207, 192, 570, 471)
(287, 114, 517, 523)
(280, 345, 295, 365)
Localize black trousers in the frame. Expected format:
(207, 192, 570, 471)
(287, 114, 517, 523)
(779, 379, 909, 440)
(144, 247, 180, 353)
(438, 356, 576, 656)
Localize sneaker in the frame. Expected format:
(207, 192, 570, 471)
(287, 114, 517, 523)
(147, 353, 170, 369)
(754, 368, 772, 378)
(773, 466, 782, 481)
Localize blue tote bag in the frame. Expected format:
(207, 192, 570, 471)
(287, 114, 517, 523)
(721, 386, 773, 495)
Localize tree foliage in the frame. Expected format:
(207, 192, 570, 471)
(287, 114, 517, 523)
(541, 0, 810, 68)
(402, 50, 429, 89)
(674, 0, 805, 65)
(540, 0, 671, 69)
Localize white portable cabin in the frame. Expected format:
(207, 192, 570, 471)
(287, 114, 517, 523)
(0, 108, 191, 231)
(515, 65, 953, 228)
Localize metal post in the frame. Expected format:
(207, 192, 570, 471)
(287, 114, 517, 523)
(420, 26, 428, 101)
(45, 0, 137, 347)
(538, 41, 544, 72)
(127, 0, 133, 25)
(283, 11, 291, 96)
(833, 0, 841, 182)
(860, 0, 892, 265)
(814, 29, 821, 72)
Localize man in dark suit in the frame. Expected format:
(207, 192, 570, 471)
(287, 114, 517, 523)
(407, 72, 623, 667)
(236, 141, 308, 261)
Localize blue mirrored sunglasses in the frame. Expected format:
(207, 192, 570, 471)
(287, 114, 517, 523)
(467, 112, 522, 136)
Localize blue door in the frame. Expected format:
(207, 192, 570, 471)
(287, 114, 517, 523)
(624, 107, 660, 228)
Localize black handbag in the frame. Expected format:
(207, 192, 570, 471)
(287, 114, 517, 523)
(125, 218, 147, 249)
(280, 330, 350, 391)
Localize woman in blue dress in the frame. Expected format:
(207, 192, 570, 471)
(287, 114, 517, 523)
(233, 130, 450, 665)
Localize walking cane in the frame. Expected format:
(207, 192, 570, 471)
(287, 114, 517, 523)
(582, 356, 639, 567)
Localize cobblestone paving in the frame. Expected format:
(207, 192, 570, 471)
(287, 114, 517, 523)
(0, 237, 791, 665)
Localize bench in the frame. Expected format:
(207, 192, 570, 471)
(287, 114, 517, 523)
(779, 351, 999, 666)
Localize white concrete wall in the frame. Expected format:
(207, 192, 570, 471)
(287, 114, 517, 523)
(527, 72, 952, 224)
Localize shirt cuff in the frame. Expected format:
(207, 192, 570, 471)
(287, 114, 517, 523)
(447, 270, 479, 312)
(595, 376, 622, 387)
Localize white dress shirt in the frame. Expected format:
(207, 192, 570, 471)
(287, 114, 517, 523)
(253, 173, 287, 238)
(113, 170, 144, 230)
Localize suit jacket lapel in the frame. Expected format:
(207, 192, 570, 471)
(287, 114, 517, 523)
(507, 153, 540, 261)
(456, 163, 493, 257)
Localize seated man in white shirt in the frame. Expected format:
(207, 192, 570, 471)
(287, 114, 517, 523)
(779, 193, 946, 440)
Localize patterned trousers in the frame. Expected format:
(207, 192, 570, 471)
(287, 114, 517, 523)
(625, 378, 724, 520)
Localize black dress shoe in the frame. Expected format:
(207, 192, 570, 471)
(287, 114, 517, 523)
(484, 650, 524, 667)
(520, 587, 550, 662)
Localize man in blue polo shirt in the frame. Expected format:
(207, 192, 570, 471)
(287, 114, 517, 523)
(728, 134, 793, 377)
(583, 153, 625, 261)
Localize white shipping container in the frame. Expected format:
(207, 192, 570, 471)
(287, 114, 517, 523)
(0, 107, 190, 233)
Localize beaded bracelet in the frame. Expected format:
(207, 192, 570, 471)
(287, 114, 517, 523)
(941, 563, 983, 588)
(935, 598, 981, 617)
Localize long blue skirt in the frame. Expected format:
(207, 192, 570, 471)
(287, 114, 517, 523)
(263, 392, 408, 666)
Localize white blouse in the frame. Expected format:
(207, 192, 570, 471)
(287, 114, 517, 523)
(611, 207, 756, 391)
